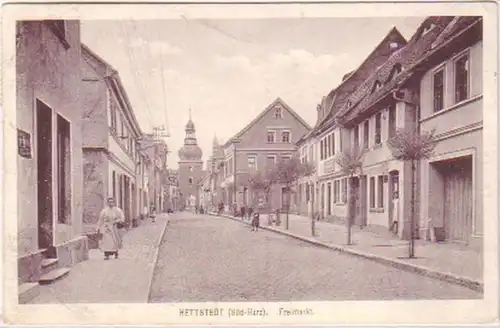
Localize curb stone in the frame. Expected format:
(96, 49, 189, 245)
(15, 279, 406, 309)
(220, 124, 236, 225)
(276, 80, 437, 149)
(210, 212, 483, 293)
(146, 214, 170, 302)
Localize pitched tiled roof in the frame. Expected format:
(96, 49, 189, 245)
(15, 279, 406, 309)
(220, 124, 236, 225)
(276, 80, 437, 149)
(314, 27, 408, 131)
(336, 16, 462, 124)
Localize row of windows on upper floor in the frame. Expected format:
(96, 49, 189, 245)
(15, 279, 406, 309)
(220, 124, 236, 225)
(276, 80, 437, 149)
(432, 49, 472, 113)
(308, 105, 395, 162)
(219, 153, 293, 177)
(108, 96, 143, 165)
(267, 130, 291, 144)
(305, 46, 478, 164)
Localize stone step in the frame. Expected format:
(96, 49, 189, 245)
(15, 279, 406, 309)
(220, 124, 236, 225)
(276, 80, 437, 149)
(41, 258, 58, 269)
(39, 267, 70, 285)
(18, 282, 40, 304)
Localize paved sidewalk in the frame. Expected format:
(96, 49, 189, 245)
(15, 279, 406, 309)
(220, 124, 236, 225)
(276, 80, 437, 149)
(26, 214, 170, 303)
(212, 212, 483, 292)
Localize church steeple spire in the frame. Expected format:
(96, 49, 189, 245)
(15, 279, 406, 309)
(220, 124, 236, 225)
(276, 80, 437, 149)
(178, 107, 202, 161)
(185, 108, 195, 133)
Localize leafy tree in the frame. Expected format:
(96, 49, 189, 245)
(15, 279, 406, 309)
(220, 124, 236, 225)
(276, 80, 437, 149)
(388, 127, 438, 258)
(335, 146, 366, 245)
(274, 156, 314, 230)
(247, 168, 277, 211)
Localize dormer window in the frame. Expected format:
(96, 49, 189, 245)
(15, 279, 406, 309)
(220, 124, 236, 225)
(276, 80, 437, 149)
(387, 64, 403, 82)
(346, 100, 352, 108)
(274, 107, 283, 119)
(371, 80, 382, 94)
(394, 64, 402, 75)
(422, 23, 436, 37)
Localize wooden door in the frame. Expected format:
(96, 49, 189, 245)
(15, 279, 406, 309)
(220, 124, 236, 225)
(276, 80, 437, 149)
(443, 158, 473, 243)
(36, 100, 53, 250)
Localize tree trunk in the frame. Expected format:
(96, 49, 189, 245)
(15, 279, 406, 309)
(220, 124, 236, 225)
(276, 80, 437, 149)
(311, 182, 316, 236)
(285, 186, 290, 230)
(409, 159, 416, 258)
(347, 175, 353, 245)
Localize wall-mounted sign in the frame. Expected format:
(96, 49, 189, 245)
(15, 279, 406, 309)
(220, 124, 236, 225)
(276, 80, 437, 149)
(17, 129, 32, 159)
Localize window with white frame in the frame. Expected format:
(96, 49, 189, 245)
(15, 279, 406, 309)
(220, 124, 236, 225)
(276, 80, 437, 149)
(281, 131, 291, 143)
(274, 107, 283, 119)
(326, 135, 331, 157)
(353, 125, 359, 149)
(247, 155, 257, 171)
(341, 178, 347, 203)
(377, 175, 384, 208)
(454, 51, 470, 104)
(388, 105, 396, 138)
(281, 154, 292, 162)
(300, 147, 306, 163)
(266, 155, 276, 167)
(331, 133, 336, 155)
(334, 180, 340, 203)
(364, 120, 370, 148)
(375, 112, 382, 145)
(308, 145, 314, 163)
(369, 176, 375, 208)
(267, 131, 276, 143)
(433, 66, 445, 112)
(321, 138, 327, 160)
(320, 140, 324, 160)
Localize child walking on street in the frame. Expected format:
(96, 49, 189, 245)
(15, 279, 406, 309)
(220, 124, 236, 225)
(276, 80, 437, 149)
(251, 212, 260, 232)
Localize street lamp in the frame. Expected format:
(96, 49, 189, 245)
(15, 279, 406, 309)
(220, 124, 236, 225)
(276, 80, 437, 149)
(231, 138, 241, 215)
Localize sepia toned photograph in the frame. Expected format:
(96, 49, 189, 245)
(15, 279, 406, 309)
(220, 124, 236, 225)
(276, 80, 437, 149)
(2, 2, 498, 326)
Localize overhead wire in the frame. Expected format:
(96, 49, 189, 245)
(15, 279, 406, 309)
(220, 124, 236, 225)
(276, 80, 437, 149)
(118, 20, 155, 129)
(153, 24, 171, 137)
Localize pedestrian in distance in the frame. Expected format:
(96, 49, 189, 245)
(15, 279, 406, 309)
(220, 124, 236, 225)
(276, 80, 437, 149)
(247, 206, 254, 220)
(150, 204, 156, 223)
(251, 211, 260, 231)
(218, 201, 224, 215)
(96, 197, 126, 260)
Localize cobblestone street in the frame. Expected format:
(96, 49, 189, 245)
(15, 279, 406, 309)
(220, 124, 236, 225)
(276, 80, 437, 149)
(148, 213, 481, 302)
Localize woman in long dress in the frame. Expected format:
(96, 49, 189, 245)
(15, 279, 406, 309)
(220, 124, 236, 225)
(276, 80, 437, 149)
(96, 197, 125, 260)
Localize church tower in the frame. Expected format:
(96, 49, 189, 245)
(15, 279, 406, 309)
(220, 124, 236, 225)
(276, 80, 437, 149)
(177, 109, 203, 210)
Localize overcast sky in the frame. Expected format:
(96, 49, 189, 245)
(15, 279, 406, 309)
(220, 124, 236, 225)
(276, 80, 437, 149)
(81, 17, 425, 169)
